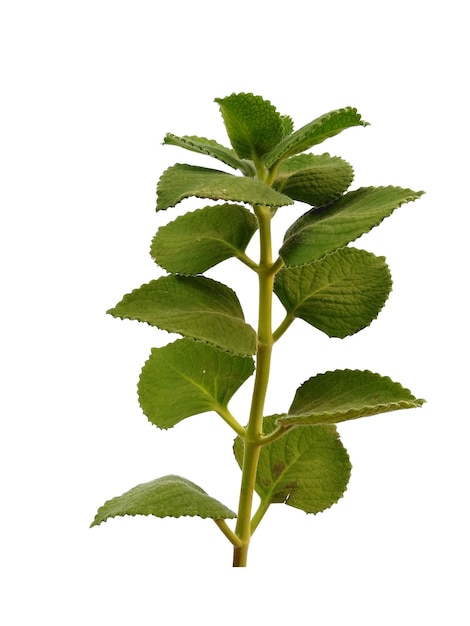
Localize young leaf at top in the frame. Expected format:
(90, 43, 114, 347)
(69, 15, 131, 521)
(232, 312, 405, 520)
(91, 475, 236, 527)
(274, 247, 392, 338)
(264, 107, 368, 168)
(150, 204, 258, 275)
(278, 369, 425, 427)
(107, 274, 257, 356)
(280, 186, 424, 266)
(233, 416, 351, 514)
(272, 153, 354, 207)
(156, 164, 293, 210)
(215, 93, 287, 161)
(138, 338, 254, 429)
(163, 134, 256, 177)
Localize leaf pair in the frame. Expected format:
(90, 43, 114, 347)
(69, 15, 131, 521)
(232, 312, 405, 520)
(216, 92, 367, 169)
(92, 363, 424, 528)
(233, 370, 424, 518)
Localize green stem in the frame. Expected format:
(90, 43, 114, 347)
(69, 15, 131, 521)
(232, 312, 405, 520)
(216, 405, 246, 438)
(214, 519, 243, 547)
(272, 313, 295, 343)
(233, 205, 275, 567)
(250, 498, 271, 535)
(236, 250, 259, 272)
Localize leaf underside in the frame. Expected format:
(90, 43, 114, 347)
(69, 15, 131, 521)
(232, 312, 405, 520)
(280, 369, 425, 426)
(150, 204, 258, 274)
(274, 247, 392, 338)
(163, 133, 256, 177)
(234, 416, 351, 514)
(91, 475, 236, 527)
(138, 338, 255, 429)
(107, 274, 256, 356)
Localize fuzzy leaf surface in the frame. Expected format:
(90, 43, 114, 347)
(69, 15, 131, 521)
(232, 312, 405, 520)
(156, 164, 293, 210)
(91, 475, 236, 527)
(163, 134, 256, 177)
(273, 153, 354, 207)
(274, 247, 392, 338)
(264, 107, 368, 167)
(138, 338, 255, 429)
(279, 370, 425, 427)
(234, 416, 351, 514)
(108, 275, 256, 356)
(280, 186, 424, 266)
(151, 204, 258, 274)
(215, 93, 286, 160)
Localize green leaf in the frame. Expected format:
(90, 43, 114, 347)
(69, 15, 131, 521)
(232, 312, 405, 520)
(264, 107, 368, 167)
(234, 416, 351, 514)
(156, 164, 293, 210)
(151, 204, 258, 274)
(278, 370, 425, 427)
(273, 153, 354, 207)
(108, 275, 256, 356)
(138, 338, 255, 429)
(274, 247, 392, 338)
(91, 475, 236, 527)
(280, 186, 424, 266)
(215, 93, 286, 160)
(280, 114, 294, 137)
(163, 134, 256, 177)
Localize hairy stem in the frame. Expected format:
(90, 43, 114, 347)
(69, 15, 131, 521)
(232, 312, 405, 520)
(233, 205, 274, 567)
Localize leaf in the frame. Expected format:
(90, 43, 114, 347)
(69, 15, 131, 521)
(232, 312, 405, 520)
(215, 93, 286, 160)
(163, 134, 256, 177)
(273, 153, 354, 207)
(91, 475, 236, 527)
(138, 338, 255, 429)
(156, 164, 293, 210)
(278, 370, 425, 427)
(280, 186, 424, 266)
(107, 275, 256, 356)
(274, 247, 392, 338)
(233, 416, 351, 514)
(151, 204, 258, 274)
(264, 107, 368, 167)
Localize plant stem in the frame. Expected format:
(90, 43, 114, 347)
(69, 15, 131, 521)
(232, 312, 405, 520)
(233, 205, 275, 567)
(214, 519, 243, 547)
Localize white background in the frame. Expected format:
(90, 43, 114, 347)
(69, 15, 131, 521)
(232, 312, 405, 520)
(1, 0, 468, 623)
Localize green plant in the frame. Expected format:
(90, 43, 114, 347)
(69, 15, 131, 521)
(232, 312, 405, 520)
(91, 93, 425, 567)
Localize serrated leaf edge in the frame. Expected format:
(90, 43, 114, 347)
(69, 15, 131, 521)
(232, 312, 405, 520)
(280, 369, 425, 425)
(91, 474, 237, 527)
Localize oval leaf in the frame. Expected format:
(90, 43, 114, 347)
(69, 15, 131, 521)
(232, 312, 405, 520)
(274, 247, 392, 338)
(156, 164, 293, 210)
(108, 275, 256, 356)
(280, 186, 424, 266)
(265, 107, 368, 167)
(138, 338, 255, 429)
(279, 369, 425, 427)
(151, 204, 258, 274)
(91, 475, 236, 527)
(215, 93, 286, 160)
(273, 153, 354, 207)
(163, 134, 256, 177)
(234, 416, 351, 514)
